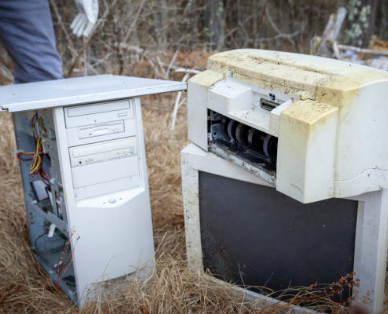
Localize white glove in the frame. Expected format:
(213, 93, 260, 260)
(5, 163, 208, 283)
(71, 0, 99, 37)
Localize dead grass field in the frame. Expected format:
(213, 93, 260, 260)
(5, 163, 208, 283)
(0, 97, 363, 314)
(0, 50, 386, 313)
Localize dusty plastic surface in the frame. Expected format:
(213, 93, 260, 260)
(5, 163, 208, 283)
(187, 49, 388, 202)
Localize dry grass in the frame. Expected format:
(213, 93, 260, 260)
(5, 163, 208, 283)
(0, 96, 360, 314)
(0, 52, 380, 313)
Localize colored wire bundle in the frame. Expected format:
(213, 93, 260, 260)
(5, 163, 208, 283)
(16, 113, 51, 188)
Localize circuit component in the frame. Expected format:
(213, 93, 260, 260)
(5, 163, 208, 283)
(30, 180, 49, 202)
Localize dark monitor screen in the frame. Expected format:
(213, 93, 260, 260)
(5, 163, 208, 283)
(199, 171, 358, 302)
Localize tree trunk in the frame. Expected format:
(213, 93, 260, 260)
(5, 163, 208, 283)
(204, 0, 225, 50)
(344, 0, 380, 48)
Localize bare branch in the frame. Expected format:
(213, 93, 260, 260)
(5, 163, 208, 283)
(49, 0, 77, 55)
(165, 49, 179, 79)
(338, 44, 388, 57)
(122, 0, 147, 44)
(66, 0, 119, 77)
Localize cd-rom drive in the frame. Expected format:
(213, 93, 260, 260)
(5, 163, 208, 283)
(69, 137, 137, 167)
(69, 137, 139, 192)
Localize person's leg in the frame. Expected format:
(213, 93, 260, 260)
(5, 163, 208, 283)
(0, 0, 63, 83)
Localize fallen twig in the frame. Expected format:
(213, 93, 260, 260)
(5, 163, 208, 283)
(0, 284, 21, 304)
(337, 44, 388, 57)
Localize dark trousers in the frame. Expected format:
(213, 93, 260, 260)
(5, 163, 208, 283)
(0, 0, 63, 83)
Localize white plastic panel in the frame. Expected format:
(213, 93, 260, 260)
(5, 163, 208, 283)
(69, 137, 137, 164)
(70, 187, 154, 302)
(0, 75, 187, 112)
(277, 101, 338, 203)
(66, 100, 130, 117)
(65, 99, 136, 147)
(64, 100, 133, 128)
(74, 176, 140, 200)
(69, 137, 139, 189)
(66, 119, 136, 147)
(71, 156, 139, 188)
(77, 120, 125, 139)
(207, 79, 294, 137)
